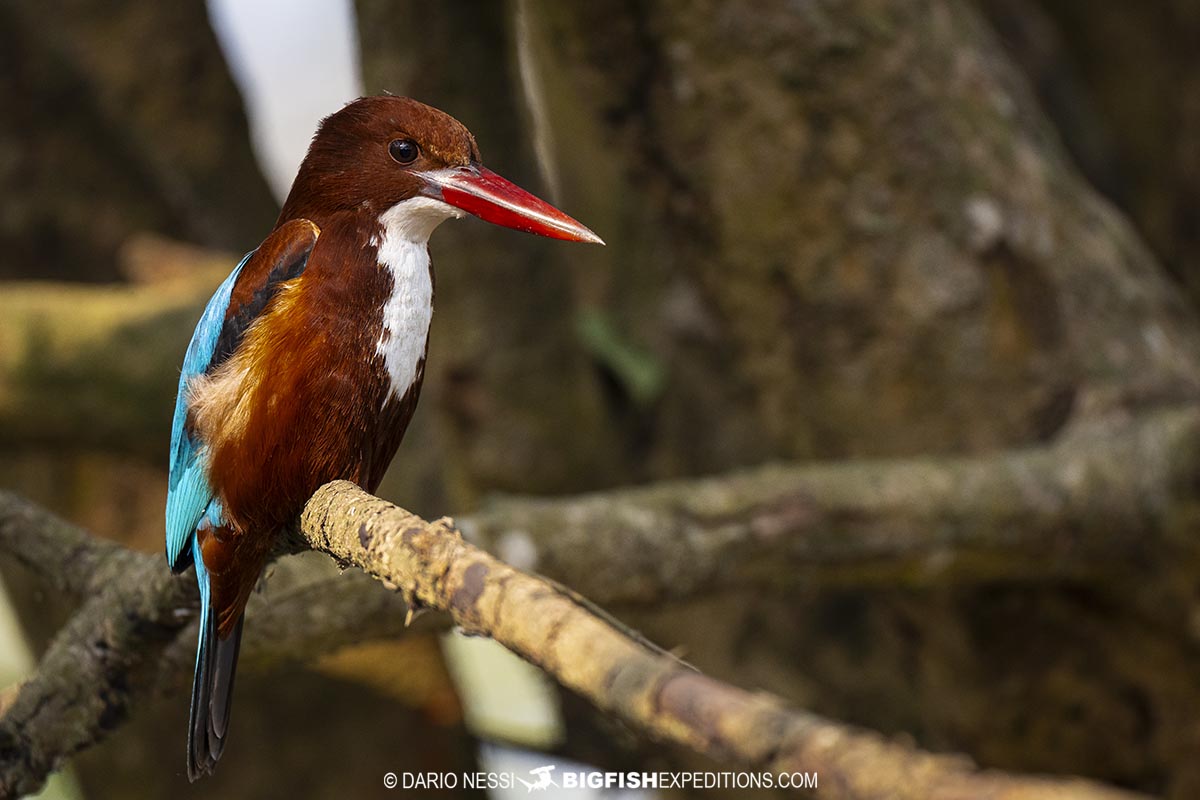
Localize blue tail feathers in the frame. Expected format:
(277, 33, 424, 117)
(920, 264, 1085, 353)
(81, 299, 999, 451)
(187, 529, 244, 781)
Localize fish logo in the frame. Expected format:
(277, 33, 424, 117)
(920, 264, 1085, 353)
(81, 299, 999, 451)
(517, 765, 558, 793)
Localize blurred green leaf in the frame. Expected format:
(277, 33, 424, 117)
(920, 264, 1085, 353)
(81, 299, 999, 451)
(575, 310, 666, 408)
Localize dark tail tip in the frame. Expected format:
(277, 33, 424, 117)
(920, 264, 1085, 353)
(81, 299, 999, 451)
(187, 613, 244, 781)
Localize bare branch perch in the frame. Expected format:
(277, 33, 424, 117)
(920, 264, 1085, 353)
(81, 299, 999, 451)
(296, 481, 1146, 800)
(8, 394, 1194, 800)
(0, 493, 421, 798)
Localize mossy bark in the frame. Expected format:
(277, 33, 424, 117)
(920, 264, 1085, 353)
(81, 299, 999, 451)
(981, 0, 1200, 305)
(351, 1, 1200, 795)
(1, 486, 1151, 800)
(3, 0, 1200, 795)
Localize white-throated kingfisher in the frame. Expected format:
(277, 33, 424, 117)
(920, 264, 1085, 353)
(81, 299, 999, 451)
(165, 96, 601, 780)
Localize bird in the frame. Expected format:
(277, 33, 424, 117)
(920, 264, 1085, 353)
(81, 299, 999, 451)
(165, 95, 601, 781)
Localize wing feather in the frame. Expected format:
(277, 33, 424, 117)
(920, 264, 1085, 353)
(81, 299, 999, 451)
(165, 220, 320, 571)
(166, 257, 248, 571)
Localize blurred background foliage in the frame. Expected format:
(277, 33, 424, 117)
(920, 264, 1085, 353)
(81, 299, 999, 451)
(3, 0, 1200, 798)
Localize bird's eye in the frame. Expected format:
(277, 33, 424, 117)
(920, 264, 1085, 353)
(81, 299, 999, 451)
(388, 139, 419, 165)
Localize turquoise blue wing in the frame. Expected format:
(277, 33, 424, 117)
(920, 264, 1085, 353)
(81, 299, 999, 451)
(165, 219, 320, 572)
(165, 254, 251, 572)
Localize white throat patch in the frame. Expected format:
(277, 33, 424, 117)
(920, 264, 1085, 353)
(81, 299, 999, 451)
(373, 197, 464, 401)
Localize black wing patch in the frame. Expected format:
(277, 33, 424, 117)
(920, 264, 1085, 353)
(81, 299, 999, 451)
(209, 218, 320, 373)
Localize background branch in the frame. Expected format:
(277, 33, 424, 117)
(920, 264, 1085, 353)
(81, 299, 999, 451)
(459, 407, 1200, 601)
(1, 484, 1150, 799)
(6, 404, 1197, 611)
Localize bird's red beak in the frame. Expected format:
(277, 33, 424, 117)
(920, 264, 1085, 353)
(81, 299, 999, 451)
(423, 165, 604, 244)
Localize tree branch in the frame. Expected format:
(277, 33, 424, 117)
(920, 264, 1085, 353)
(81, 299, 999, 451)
(10, 407, 1196, 615)
(460, 407, 1200, 604)
(292, 481, 1145, 800)
(0, 494, 423, 796)
(1, 481, 1153, 799)
(0, 544, 191, 795)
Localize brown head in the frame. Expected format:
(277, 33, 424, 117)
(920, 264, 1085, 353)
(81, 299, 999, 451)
(278, 95, 601, 243)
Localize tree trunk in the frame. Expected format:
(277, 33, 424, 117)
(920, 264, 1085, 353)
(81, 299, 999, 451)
(981, 0, 1200, 305)
(4, 0, 1200, 795)
(352, 0, 1200, 795)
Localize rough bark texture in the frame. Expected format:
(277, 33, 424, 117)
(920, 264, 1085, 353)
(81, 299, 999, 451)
(362, 1, 1200, 793)
(981, 1, 1200, 304)
(7, 407, 1199, 619)
(0, 493, 462, 800)
(4, 0, 1200, 797)
(0, 485, 1149, 800)
(463, 408, 1200, 602)
(513, 0, 1200, 464)
(490, 4, 1200, 794)
(304, 481, 1151, 800)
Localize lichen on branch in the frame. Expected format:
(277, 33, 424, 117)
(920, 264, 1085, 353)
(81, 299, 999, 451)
(0, 466, 1169, 799)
